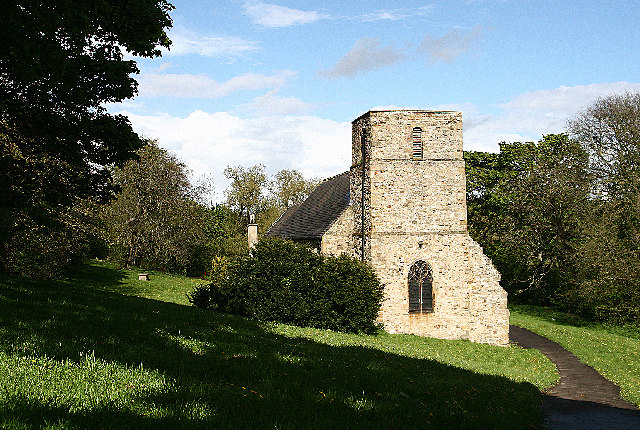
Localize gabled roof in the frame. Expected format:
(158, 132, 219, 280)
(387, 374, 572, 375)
(265, 171, 350, 239)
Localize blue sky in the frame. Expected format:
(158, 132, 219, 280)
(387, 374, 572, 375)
(107, 0, 640, 201)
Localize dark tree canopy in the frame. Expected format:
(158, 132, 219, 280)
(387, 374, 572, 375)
(465, 134, 590, 303)
(0, 1, 173, 275)
(466, 94, 640, 324)
(1, 0, 174, 207)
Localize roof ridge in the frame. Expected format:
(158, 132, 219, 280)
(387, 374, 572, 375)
(320, 170, 349, 183)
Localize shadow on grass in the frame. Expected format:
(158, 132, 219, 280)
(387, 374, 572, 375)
(1, 267, 542, 429)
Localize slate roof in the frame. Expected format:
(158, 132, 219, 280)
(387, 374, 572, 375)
(265, 171, 350, 239)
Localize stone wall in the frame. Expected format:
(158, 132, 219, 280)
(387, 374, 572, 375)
(349, 110, 509, 346)
(321, 206, 354, 256)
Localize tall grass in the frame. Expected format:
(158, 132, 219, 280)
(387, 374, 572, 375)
(0, 261, 556, 429)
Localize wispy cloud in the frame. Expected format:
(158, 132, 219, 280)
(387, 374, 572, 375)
(357, 5, 434, 22)
(463, 82, 640, 152)
(419, 26, 483, 63)
(319, 38, 405, 79)
(241, 89, 319, 115)
(243, 2, 329, 27)
(136, 70, 297, 98)
(163, 28, 258, 59)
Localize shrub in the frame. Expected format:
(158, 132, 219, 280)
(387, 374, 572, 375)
(316, 254, 384, 333)
(187, 284, 211, 309)
(209, 238, 383, 333)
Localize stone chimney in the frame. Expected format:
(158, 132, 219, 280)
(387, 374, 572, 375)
(247, 214, 258, 249)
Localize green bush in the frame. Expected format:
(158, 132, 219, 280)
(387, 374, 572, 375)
(1, 205, 100, 278)
(186, 284, 211, 309)
(209, 238, 384, 333)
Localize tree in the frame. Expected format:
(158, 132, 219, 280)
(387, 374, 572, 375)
(566, 92, 640, 322)
(223, 166, 318, 237)
(270, 169, 319, 209)
(465, 135, 590, 303)
(223, 165, 268, 221)
(568, 92, 640, 247)
(204, 204, 249, 259)
(568, 92, 640, 199)
(1, 1, 173, 274)
(103, 141, 208, 273)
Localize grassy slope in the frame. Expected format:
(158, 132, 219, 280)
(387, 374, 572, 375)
(510, 305, 640, 407)
(0, 261, 557, 429)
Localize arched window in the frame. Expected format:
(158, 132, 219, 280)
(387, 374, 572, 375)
(412, 127, 423, 160)
(408, 260, 433, 313)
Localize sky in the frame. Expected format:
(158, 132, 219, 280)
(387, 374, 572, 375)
(106, 0, 640, 202)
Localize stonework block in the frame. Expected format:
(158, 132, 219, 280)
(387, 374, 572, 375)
(347, 110, 509, 346)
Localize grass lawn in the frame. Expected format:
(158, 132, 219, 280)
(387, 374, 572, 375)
(510, 305, 640, 407)
(0, 261, 557, 429)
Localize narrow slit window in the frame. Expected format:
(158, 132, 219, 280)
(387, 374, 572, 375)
(409, 260, 433, 313)
(412, 127, 423, 159)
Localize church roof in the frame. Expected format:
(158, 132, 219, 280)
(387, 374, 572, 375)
(265, 171, 350, 240)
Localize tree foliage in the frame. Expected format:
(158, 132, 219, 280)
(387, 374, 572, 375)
(468, 93, 640, 324)
(270, 169, 319, 209)
(566, 92, 640, 322)
(0, 1, 173, 275)
(103, 141, 208, 273)
(1, 0, 173, 206)
(466, 134, 590, 303)
(223, 165, 318, 234)
(223, 164, 268, 221)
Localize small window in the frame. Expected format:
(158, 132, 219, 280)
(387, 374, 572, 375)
(412, 127, 423, 159)
(408, 260, 433, 313)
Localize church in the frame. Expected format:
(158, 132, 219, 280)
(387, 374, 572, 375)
(266, 110, 509, 346)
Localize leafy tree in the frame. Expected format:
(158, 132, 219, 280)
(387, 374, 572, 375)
(204, 204, 248, 259)
(253, 169, 320, 233)
(466, 135, 590, 303)
(1, 1, 173, 274)
(103, 141, 208, 273)
(223, 164, 268, 222)
(568, 92, 640, 246)
(223, 166, 318, 231)
(270, 169, 319, 209)
(566, 92, 640, 322)
(1, 0, 173, 205)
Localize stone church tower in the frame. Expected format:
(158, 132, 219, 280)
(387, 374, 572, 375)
(267, 109, 509, 346)
(351, 110, 509, 345)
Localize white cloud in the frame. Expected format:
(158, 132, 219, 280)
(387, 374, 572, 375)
(241, 89, 319, 115)
(118, 110, 351, 202)
(462, 82, 640, 152)
(244, 2, 328, 27)
(420, 26, 483, 63)
(103, 100, 145, 111)
(358, 5, 434, 22)
(136, 70, 297, 98)
(320, 38, 405, 79)
(501, 82, 640, 112)
(156, 62, 173, 72)
(163, 28, 258, 59)
(114, 82, 640, 202)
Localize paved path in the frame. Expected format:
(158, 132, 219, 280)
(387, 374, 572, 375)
(509, 325, 640, 430)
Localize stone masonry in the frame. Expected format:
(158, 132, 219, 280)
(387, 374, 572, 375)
(267, 109, 509, 346)
(323, 110, 509, 346)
